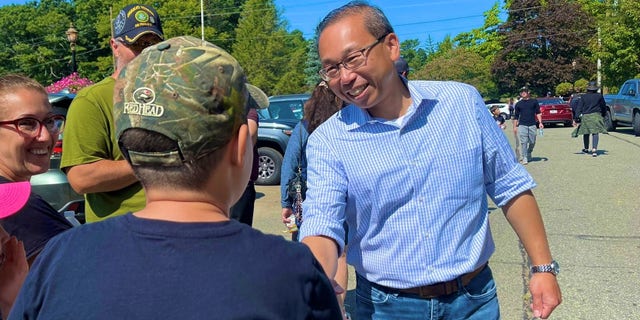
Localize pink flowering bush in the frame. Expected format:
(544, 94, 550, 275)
(46, 72, 93, 94)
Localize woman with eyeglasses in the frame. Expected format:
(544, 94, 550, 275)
(0, 74, 72, 271)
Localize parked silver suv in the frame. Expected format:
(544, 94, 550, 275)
(30, 93, 83, 210)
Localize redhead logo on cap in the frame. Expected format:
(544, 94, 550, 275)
(133, 87, 156, 104)
(124, 87, 164, 117)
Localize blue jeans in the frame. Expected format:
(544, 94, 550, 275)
(355, 265, 500, 320)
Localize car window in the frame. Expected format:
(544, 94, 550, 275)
(268, 100, 304, 120)
(257, 108, 270, 120)
(621, 83, 635, 95)
(49, 94, 75, 116)
(537, 98, 564, 105)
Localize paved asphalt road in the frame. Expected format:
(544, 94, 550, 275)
(251, 122, 640, 319)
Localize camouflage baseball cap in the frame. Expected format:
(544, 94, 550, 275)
(114, 35, 268, 166)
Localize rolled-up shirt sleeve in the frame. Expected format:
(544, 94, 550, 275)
(298, 128, 348, 253)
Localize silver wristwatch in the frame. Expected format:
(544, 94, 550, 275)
(530, 260, 560, 276)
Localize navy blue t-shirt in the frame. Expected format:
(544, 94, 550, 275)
(0, 177, 72, 259)
(514, 99, 540, 126)
(9, 214, 341, 319)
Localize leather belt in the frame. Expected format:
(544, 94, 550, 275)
(376, 263, 487, 299)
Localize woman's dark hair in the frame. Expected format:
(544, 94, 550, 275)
(303, 82, 345, 133)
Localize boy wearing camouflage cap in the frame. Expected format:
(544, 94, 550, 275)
(9, 36, 341, 319)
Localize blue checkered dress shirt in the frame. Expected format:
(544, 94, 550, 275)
(299, 80, 536, 289)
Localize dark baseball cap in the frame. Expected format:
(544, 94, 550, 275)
(394, 57, 409, 75)
(586, 81, 599, 91)
(114, 36, 268, 167)
(113, 4, 164, 44)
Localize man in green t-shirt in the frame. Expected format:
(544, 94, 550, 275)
(61, 4, 164, 222)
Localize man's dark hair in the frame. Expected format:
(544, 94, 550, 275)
(119, 128, 224, 190)
(316, 1, 394, 43)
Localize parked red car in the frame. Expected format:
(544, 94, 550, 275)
(536, 97, 573, 127)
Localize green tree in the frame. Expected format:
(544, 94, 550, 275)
(422, 35, 439, 61)
(492, 0, 594, 96)
(0, 1, 74, 84)
(0, 0, 253, 87)
(232, 0, 306, 95)
(583, 0, 640, 88)
(272, 29, 308, 94)
(399, 39, 428, 79)
(455, 1, 504, 62)
(304, 36, 321, 90)
(414, 47, 497, 98)
(555, 82, 573, 96)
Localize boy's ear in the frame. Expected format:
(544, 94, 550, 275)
(229, 124, 249, 167)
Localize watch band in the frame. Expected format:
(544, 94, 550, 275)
(530, 260, 559, 275)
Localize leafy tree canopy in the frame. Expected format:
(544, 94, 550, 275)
(0, 0, 638, 97)
(492, 0, 594, 97)
(414, 47, 497, 98)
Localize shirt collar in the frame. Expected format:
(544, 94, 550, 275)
(338, 80, 434, 130)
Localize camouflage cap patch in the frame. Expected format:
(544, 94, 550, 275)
(114, 35, 266, 166)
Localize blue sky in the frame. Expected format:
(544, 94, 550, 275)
(0, 0, 504, 47)
(273, 0, 505, 46)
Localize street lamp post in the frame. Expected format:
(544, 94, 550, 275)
(66, 23, 78, 74)
(571, 60, 577, 93)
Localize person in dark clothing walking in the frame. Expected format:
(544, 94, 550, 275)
(571, 81, 608, 157)
(513, 86, 542, 164)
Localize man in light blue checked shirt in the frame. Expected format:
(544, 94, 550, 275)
(299, 2, 562, 319)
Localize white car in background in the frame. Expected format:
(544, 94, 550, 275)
(485, 103, 511, 120)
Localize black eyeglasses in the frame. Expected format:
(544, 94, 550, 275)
(0, 115, 65, 138)
(319, 33, 389, 81)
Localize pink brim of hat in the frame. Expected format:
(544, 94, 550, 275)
(0, 181, 31, 218)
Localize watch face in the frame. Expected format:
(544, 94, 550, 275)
(551, 260, 560, 275)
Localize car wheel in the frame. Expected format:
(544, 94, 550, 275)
(564, 121, 573, 127)
(604, 110, 616, 132)
(256, 147, 283, 185)
(633, 111, 640, 136)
